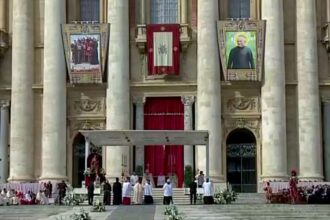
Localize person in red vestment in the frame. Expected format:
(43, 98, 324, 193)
(289, 170, 299, 204)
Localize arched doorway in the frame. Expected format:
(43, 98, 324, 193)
(226, 128, 257, 193)
(72, 133, 85, 187)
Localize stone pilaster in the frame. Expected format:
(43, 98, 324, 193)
(106, 0, 130, 180)
(197, 0, 222, 182)
(133, 96, 145, 169)
(39, 0, 67, 181)
(140, 0, 146, 24)
(297, 0, 323, 181)
(8, 0, 34, 182)
(181, 96, 194, 168)
(0, 101, 9, 183)
(261, 0, 287, 180)
(181, 0, 187, 24)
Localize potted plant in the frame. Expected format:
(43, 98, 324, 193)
(184, 165, 193, 194)
(136, 165, 144, 177)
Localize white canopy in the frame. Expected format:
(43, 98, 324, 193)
(79, 130, 210, 177)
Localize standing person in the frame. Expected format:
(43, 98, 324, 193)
(122, 177, 132, 205)
(163, 179, 173, 205)
(289, 170, 299, 204)
(227, 34, 255, 69)
(130, 172, 138, 187)
(113, 177, 122, 205)
(144, 179, 154, 204)
(103, 180, 111, 205)
(264, 182, 273, 203)
(87, 181, 95, 205)
(57, 180, 67, 205)
(133, 178, 143, 204)
(202, 178, 214, 204)
(47, 181, 53, 198)
(189, 178, 197, 205)
(197, 171, 205, 187)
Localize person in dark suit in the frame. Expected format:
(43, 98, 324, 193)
(189, 178, 198, 205)
(113, 177, 122, 205)
(88, 181, 95, 205)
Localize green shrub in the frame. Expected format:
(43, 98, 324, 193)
(183, 165, 193, 187)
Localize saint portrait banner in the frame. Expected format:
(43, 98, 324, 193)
(217, 20, 266, 81)
(147, 24, 180, 76)
(62, 24, 110, 84)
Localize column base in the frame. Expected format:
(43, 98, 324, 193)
(261, 175, 289, 182)
(8, 176, 35, 183)
(298, 174, 324, 182)
(39, 175, 68, 182)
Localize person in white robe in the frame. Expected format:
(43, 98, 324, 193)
(163, 179, 173, 205)
(40, 191, 49, 205)
(202, 178, 214, 204)
(130, 172, 138, 186)
(133, 178, 143, 204)
(144, 179, 153, 204)
(122, 178, 132, 205)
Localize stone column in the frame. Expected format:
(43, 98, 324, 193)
(85, 137, 90, 171)
(181, 0, 187, 24)
(0, 0, 6, 31)
(0, 101, 9, 183)
(322, 101, 330, 181)
(133, 96, 145, 169)
(39, 0, 67, 181)
(140, 0, 146, 24)
(106, 0, 130, 180)
(297, 0, 323, 181)
(182, 96, 194, 168)
(197, 0, 222, 182)
(261, 0, 287, 180)
(8, 0, 34, 182)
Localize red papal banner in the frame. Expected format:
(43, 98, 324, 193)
(147, 24, 180, 75)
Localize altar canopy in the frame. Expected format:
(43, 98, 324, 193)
(79, 130, 210, 178)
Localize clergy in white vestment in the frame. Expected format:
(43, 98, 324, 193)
(202, 178, 214, 204)
(40, 191, 49, 205)
(163, 179, 173, 205)
(133, 179, 143, 204)
(130, 172, 139, 186)
(36, 191, 41, 204)
(144, 179, 154, 204)
(122, 178, 132, 205)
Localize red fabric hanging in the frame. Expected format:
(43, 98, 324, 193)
(146, 24, 180, 75)
(144, 97, 184, 187)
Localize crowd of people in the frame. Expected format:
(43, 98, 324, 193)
(264, 170, 330, 204)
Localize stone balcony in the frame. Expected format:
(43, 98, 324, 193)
(322, 22, 330, 54)
(0, 30, 9, 57)
(135, 23, 191, 53)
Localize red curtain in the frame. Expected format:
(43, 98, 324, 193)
(146, 24, 180, 75)
(144, 97, 184, 187)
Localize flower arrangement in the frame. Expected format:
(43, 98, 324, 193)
(164, 205, 184, 220)
(91, 199, 106, 212)
(70, 208, 91, 220)
(213, 187, 238, 204)
(63, 187, 83, 206)
(83, 168, 92, 176)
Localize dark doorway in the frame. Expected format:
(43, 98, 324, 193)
(226, 128, 257, 193)
(72, 133, 85, 187)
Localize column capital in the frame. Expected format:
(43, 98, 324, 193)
(132, 96, 146, 105)
(0, 100, 9, 108)
(181, 96, 195, 106)
(321, 96, 330, 103)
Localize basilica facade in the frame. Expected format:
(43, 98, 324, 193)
(0, 0, 330, 193)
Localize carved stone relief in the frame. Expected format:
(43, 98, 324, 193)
(69, 97, 105, 117)
(224, 118, 260, 139)
(224, 96, 259, 114)
(70, 120, 105, 137)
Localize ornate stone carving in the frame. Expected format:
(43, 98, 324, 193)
(69, 97, 105, 116)
(224, 118, 260, 139)
(225, 97, 259, 114)
(181, 96, 195, 106)
(132, 96, 146, 105)
(0, 30, 9, 57)
(322, 22, 330, 54)
(70, 120, 105, 137)
(0, 100, 10, 108)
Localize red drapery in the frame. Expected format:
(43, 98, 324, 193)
(147, 24, 180, 75)
(144, 97, 184, 187)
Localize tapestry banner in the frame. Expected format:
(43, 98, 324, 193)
(217, 20, 266, 81)
(62, 24, 109, 84)
(147, 24, 180, 76)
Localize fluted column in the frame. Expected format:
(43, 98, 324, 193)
(297, 0, 323, 181)
(261, 0, 287, 180)
(8, 0, 34, 182)
(133, 96, 145, 169)
(182, 96, 194, 168)
(39, 0, 67, 181)
(197, 0, 222, 182)
(0, 101, 9, 183)
(106, 0, 130, 180)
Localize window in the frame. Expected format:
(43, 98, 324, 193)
(151, 0, 178, 24)
(80, 0, 100, 22)
(228, 0, 251, 19)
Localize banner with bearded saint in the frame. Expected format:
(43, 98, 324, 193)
(147, 24, 180, 76)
